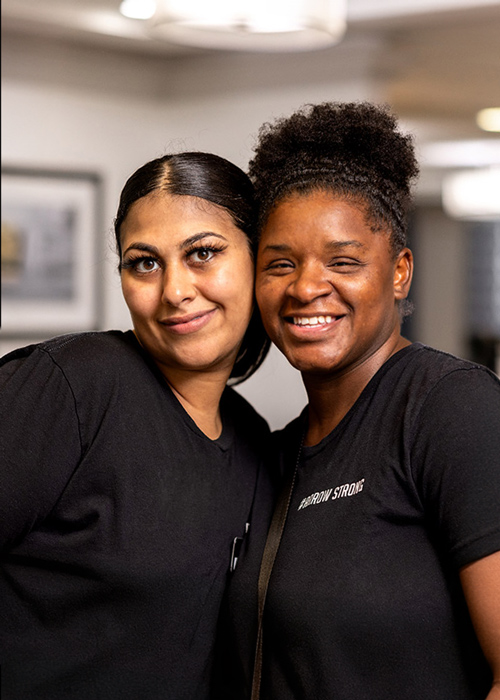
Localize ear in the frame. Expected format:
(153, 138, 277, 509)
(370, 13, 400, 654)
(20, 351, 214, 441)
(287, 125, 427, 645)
(393, 247, 413, 300)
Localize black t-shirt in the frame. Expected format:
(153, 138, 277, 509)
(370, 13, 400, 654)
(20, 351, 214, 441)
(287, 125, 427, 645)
(0, 330, 270, 700)
(224, 343, 500, 700)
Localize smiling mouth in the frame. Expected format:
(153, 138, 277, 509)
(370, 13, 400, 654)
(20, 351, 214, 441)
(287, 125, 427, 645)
(162, 309, 214, 326)
(158, 308, 217, 335)
(291, 315, 335, 327)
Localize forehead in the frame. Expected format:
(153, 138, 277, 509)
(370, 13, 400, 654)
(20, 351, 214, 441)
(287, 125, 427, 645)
(124, 192, 235, 232)
(259, 190, 392, 257)
(260, 191, 388, 247)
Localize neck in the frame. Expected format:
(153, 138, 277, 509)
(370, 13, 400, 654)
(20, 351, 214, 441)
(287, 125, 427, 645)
(159, 365, 230, 440)
(303, 335, 410, 446)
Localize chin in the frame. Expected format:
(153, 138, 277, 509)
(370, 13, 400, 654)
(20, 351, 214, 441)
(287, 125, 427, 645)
(281, 353, 336, 375)
(299, 364, 339, 376)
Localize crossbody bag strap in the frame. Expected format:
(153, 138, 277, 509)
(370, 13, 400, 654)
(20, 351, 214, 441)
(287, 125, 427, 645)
(250, 433, 304, 700)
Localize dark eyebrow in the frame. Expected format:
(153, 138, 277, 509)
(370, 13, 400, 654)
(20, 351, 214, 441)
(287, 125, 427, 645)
(260, 243, 292, 253)
(261, 240, 366, 253)
(181, 232, 228, 249)
(122, 232, 228, 258)
(325, 240, 366, 251)
(122, 242, 159, 257)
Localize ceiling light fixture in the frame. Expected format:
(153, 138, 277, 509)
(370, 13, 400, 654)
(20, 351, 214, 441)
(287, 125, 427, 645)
(421, 139, 500, 169)
(148, 0, 347, 52)
(120, 0, 156, 21)
(476, 107, 500, 133)
(442, 167, 500, 220)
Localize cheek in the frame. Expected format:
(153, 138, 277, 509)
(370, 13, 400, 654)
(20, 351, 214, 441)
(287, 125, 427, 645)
(255, 286, 267, 316)
(256, 299, 282, 344)
(211, 255, 254, 312)
(121, 279, 156, 318)
(256, 277, 281, 320)
(350, 271, 398, 322)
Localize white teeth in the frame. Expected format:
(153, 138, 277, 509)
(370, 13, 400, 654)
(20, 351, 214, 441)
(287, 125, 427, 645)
(293, 315, 333, 326)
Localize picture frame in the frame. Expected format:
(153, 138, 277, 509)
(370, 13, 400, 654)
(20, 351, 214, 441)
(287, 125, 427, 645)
(1, 167, 102, 337)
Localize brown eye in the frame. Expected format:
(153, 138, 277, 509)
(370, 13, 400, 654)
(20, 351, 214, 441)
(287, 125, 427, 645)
(140, 258, 158, 271)
(121, 256, 161, 274)
(188, 246, 221, 264)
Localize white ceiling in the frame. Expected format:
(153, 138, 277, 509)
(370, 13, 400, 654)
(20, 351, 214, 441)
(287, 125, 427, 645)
(2, 0, 500, 161)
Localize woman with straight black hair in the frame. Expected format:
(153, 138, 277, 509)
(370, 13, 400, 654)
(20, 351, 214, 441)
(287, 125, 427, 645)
(0, 151, 270, 700)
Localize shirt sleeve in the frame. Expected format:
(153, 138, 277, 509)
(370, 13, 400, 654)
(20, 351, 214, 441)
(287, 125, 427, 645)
(412, 366, 500, 569)
(0, 348, 82, 550)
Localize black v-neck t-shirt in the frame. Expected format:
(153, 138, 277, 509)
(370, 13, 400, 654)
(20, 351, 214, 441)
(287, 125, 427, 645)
(0, 330, 270, 700)
(224, 344, 500, 700)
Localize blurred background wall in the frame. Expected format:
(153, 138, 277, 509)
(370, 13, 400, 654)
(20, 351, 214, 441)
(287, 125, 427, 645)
(2, 0, 500, 428)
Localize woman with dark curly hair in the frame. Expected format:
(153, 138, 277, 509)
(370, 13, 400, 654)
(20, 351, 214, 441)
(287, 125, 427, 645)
(220, 103, 500, 699)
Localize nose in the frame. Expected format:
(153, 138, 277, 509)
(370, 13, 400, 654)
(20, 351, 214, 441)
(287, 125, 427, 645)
(288, 263, 332, 304)
(161, 262, 196, 307)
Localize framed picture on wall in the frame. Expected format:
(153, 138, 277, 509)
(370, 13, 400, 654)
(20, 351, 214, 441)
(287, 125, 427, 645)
(1, 167, 102, 337)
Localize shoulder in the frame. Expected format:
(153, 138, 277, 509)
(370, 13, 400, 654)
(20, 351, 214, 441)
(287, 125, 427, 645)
(40, 330, 140, 368)
(416, 352, 500, 433)
(0, 330, 148, 400)
(371, 344, 500, 442)
(1, 330, 138, 367)
(381, 343, 500, 405)
(417, 344, 498, 396)
(410, 343, 497, 375)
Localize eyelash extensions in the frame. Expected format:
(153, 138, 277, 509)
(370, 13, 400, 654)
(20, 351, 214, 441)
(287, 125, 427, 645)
(121, 243, 228, 274)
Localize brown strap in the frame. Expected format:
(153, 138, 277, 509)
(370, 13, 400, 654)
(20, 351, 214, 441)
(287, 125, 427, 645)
(250, 434, 304, 700)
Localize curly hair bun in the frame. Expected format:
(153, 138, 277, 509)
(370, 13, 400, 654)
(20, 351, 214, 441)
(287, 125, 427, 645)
(249, 101, 419, 251)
